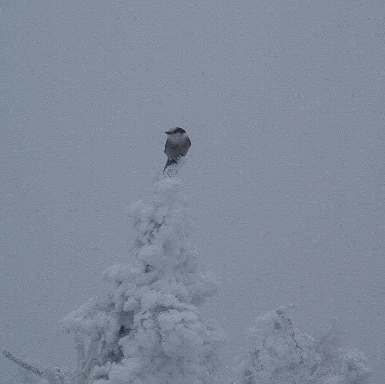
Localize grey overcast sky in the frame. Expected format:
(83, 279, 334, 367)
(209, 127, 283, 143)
(1, 1, 384, 382)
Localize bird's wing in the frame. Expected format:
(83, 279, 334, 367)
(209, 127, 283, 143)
(164, 138, 169, 153)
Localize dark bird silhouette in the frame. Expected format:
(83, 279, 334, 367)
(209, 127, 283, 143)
(163, 127, 191, 172)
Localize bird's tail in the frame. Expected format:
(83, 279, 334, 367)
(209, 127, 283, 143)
(163, 157, 177, 173)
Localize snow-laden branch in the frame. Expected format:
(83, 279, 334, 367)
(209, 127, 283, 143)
(3, 349, 43, 376)
(2, 349, 73, 384)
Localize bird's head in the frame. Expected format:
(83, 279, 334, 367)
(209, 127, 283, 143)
(165, 127, 186, 135)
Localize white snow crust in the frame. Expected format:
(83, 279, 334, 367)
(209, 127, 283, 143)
(60, 176, 223, 384)
(234, 307, 372, 384)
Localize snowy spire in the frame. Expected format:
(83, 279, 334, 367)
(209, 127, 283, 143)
(61, 176, 223, 384)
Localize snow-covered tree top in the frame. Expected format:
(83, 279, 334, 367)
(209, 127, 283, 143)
(60, 175, 223, 384)
(235, 307, 372, 384)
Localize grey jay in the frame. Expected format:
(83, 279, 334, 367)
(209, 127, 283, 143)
(163, 127, 191, 172)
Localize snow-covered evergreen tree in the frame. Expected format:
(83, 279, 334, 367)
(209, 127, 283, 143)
(234, 306, 372, 384)
(3, 170, 373, 384)
(59, 174, 223, 384)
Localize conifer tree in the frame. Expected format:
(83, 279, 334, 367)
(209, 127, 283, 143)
(234, 306, 372, 384)
(60, 174, 223, 384)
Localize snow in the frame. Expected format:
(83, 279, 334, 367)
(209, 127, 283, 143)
(3, 176, 372, 384)
(234, 307, 372, 384)
(59, 176, 223, 384)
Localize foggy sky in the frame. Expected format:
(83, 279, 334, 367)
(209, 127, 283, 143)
(1, 1, 384, 382)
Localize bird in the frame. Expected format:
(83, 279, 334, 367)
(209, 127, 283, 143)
(163, 127, 191, 172)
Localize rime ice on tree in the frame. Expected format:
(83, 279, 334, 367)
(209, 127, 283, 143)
(3, 175, 373, 384)
(235, 307, 372, 384)
(61, 177, 223, 384)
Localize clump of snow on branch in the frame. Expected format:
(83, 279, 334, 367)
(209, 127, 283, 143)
(60, 177, 223, 384)
(234, 306, 372, 384)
